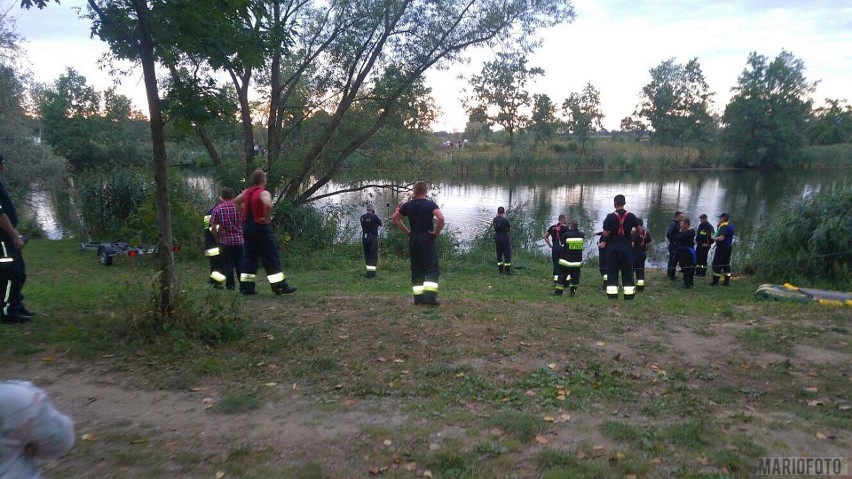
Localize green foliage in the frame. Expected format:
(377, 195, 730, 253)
(723, 51, 815, 167)
(637, 58, 715, 148)
(274, 201, 358, 260)
(77, 168, 154, 238)
(37, 68, 148, 168)
(806, 99, 852, 146)
(122, 175, 209, 256)
(531, 93, 559, 144)
(562, 82, 604, 154)
(749, 187, 851, 287)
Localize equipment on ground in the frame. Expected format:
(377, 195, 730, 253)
(755, 283, 852, 307)
(80, 241, 178, 266)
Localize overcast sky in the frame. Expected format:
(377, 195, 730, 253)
(9, 0, 852, 132)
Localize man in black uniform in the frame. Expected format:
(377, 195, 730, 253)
(666, 211, 683, 280)
(360, 204, 383, 278)
(602, 194, 639, 300)
(234, 169, 297, 296)
(543, 214, 567, 283)
(694, 214, 714, 277)
(392, 181, 445, 306)
(631, 218, 651, 291)
(492, 206, 512, 275)
(674, 217, 696, 288)
(0, 154, 33, 323)
(711, 213, 735, 286)
(554, 219, 584, 297)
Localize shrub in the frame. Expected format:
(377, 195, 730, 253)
(77, 167, 153, 237)
(749, 187, 851, 288)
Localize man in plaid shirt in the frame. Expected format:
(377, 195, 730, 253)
(211, 187, 245, 291)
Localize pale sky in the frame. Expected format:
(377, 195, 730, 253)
(9, 0, 852, 132)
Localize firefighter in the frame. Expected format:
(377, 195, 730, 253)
(631, 218, 651, 291)
(204, 196, 225, 288)
(601, 194, 639, 300)
(492, 206, 512, 275)
(543, 214, 567, 283)
(711, 213, 735, 286)
(554, 219, 584, 297)
(695, 214, 714, 276)
(210, 187, 245, 291)
(666, 211, 683, 280)
(234, 169, 297, 295)
(391, 181, 445, 306)
(360, 203, 382, 278)
(674, 217, 697, 288)
(0, 154, 33, 324)
(596, 232, 608, 290)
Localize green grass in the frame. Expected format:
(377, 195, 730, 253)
(3, 238, 850, 478)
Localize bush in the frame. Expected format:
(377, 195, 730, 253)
(749, 187, 851, 288)
(77, 168, 154, 238)
(274, 201, 359, 260)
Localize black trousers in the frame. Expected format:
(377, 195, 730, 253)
(409, 233, 440, 289)
(633, 253, 646, 284)
(678, 249, 695, 286)
(557, 265, 581, 287)
(363, 233, 379, 268)
(713, 244, 732, 276)
(667, 248, 678, 279)
(495, 235, 511, 265)
(219, 244, 245, 290)
(0, 239, 25, 317)
(696, 244, 710, 275)
(551, 245, 562, 278)
(598, 246, 608, 278)
(204, 229, 223, 283)
(241, 223, 285, 293)
(606, 242, 635, 288)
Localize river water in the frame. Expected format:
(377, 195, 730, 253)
(27, 167, 850, 266)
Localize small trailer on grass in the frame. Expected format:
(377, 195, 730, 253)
(80, 241, 161, 266)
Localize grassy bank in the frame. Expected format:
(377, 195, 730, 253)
(2, 239, 849, 478)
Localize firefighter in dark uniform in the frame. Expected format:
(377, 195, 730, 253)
(596, 232, 608, 290)
(492, 206, 512, 275)
(666, 211, 683, 280)
(543, 214, 567, 283)
(204, 197, 225, 288)
(554, 219, 584, 297)
(674, 217, 697, 288)
(711, 213, 734, 286)
(360, 204, 382, 278)
(631, 218, 651, 291)
(601, 194, 639, 300)
(234, 169, 297, 295)
(0, 154, 33, 323)
(392, 181, 445, 306)
(695, 213, 714, 276)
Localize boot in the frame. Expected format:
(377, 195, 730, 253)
(722, 275, 730, 286)
(422, 291, 440, 306)
(498, 264, 504, 274)
(710, 275, 720, 286)
(504, 266, 514, 275)
(365, 270, 377, 278)
(273, 281, 297, 295)
(569, 286, 577, 297)
(414, 295, 424, 305)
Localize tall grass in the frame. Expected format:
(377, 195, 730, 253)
(746, 186, 851, 288)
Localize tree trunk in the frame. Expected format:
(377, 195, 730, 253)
(195, 123, 221, 167)
(134, 0, 176, 318)
(267, 1, 282, 168)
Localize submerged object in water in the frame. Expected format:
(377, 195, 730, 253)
(755, 283, 852, 307)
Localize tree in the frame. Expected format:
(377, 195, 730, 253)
(530, 93, 557, 145)
(159, 0, 575, 202)
(636, 58, 714, 147)
(619, 116, 646, 142)
(464, 50, 544, 152)
(24, 0, 178, 318)
(806, 98, 852, 146)
(723, 51, 815, 167)
(562, 82, 603, 155)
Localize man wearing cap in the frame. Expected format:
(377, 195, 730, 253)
(360, 203, 383, 278)
(711, 213, 735, 286)
(0, 154, 34, 323)
(492, 206, 513, 275)
(695, 214, 714, 277)
(543, 215, 567, 284)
